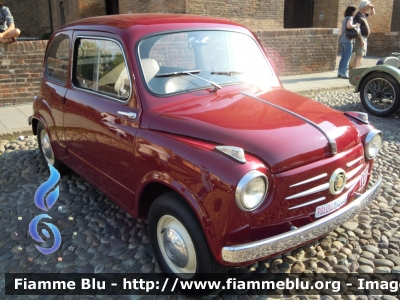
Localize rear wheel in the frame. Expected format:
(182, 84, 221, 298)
(148, 192, 223, 279)
(360, 72, 400, 117)
(37, 122, 67, 173)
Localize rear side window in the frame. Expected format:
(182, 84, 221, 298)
(73, 38, 131, 101)
(45, 35, 70, 84)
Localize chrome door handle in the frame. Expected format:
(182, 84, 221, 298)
(117, 111, 137, 119)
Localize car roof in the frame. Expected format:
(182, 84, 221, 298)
(61, 13, 244, 31)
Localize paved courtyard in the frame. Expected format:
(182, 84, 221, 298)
(0, 88, 400, 298)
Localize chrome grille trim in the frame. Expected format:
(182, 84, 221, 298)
(346, 156, 363, 168)
(346, 164, 364, 180)
(289, 197, 326, 210)
(285, 183, 330, 200)
(289, 173, 327, 188)
(345, 174, 362, 189)
(222, 177, 382, 263)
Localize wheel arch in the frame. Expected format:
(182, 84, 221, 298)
(31, 115, 49, 136)
(355, 66, 400, 93)
(136, 174, 223, 262)
(137, 181, 174, 219)
(136, 179, 209, 230)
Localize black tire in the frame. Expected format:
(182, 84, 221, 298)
(37, 122, 68, 174)
(148, 192, 224, 280)
(360, 72, 400, 117)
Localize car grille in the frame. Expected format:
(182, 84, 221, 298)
(286, 156, 366, 210)
(250, 144, 369, 236)
(252, 144, 369, 228)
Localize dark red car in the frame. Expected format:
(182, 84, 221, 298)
(30, 14, 382, 278)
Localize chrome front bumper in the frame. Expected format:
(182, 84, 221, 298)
(222, 176, 382, 263)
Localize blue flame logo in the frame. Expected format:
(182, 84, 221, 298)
(29, 164, 62, 255)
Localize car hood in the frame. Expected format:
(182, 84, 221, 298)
(148, 88, 360, 173)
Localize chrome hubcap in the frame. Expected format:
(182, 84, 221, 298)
(364, 78, 396, 112)
(163, 228, 188, 268)
(157, 215, 197, 277)
(40, 129, 54, 165)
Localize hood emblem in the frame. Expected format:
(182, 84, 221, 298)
(329, 168, 347, 195)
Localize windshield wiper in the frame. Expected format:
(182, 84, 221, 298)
(211, 71, 244, 76)
(156, 70, 221, 91)
(156, 70, 201, 77)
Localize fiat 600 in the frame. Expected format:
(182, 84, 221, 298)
(30, 14, 382, 278)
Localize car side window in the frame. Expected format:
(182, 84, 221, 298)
(73, 38, 131, 101)
(45, 35, 70, 84)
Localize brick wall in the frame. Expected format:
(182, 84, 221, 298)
(50, 0, 106, 32)
(79, 0, 107, 19)
(313, 0, 340, 28)
(256, 28, 339, 76)
(186, 0, 284, 30)
(367, 32, 400, 56)
(118, 0, 283, 31)
(5, 0, 52, 37)
(0, 41, 47, 106)
(119, 0, 186, 14)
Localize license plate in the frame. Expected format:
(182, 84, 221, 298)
(359, 167, 369, 190)
(315, 195, 347, 218)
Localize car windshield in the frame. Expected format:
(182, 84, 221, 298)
(138, 30, 274, 95)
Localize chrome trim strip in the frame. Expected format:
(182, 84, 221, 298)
(241, 92, 337, 155)
(346, 157, 363, 168)
(117, 111, 137, 119)
(346, 164, 364, 180)
(215, 146, 246, 163)
(285, 183, 329, 200)
(289, 173, 327, 187)
(345, 174, 363, 189)
(289, 197, 326, 210)
(222, 176, 382, 263)
(344, 111, 369, 124)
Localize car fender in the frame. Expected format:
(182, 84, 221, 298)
(31, 96, 68, 160)
(350, 65, 400, 92)
(133, 129, 270, 264)
(31, 97, 53, 135)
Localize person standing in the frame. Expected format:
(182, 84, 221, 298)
(338, 6, 362, 79)
(353, 1, 375, 68)
(0, 2, 20, 43)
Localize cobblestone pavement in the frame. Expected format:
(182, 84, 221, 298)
(0, 88, 400, 299)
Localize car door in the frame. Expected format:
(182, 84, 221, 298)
(41, 31, 72, 160)
(62, 32, 140, 209)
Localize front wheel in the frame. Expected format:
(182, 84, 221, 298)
(360, 72, 400, 117)
(148, 192, 223, 279)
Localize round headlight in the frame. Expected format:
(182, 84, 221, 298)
(235, 170, 268, 211)
(364, 129, 382, 160)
